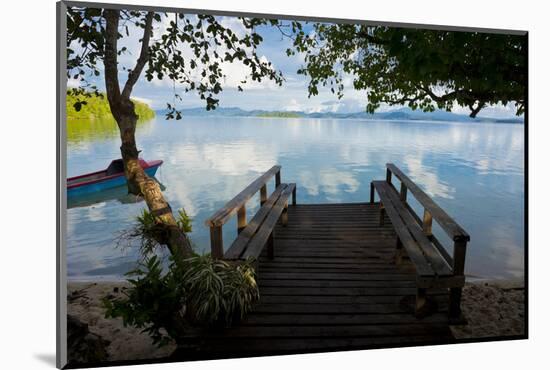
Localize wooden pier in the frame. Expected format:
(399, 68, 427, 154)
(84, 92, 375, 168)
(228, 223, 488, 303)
(179, 165, 468, 359)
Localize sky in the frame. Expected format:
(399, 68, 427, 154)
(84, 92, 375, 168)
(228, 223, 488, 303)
(68, 12, 521, 118)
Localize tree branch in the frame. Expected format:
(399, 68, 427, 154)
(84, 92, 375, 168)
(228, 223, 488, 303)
(122, 12, 154, 100)
(468, 100, 485, 118)
(355, 29, 390, 46)
(419, 85, 461, 103)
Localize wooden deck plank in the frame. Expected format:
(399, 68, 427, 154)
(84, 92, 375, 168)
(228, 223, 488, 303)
(178, 336, 452, 358)
(255, 294, 446, 305)
(180, 202, 454, 359)
(192, 323, 452, 338)
(242, 312, 450, 325)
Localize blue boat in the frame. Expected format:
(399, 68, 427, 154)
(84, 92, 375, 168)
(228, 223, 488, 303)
(67, 158, 163, 197)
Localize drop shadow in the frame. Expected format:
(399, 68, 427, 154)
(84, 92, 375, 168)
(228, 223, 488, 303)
(34, 353, 57, 367)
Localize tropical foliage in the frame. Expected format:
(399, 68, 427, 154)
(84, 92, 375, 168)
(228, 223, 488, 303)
(66, 90, 155, 121)
(66, 7, 283, 118)
(287, 23, 526, 117)
(117, 209, 193, 256)
(104, 210, 259, 346)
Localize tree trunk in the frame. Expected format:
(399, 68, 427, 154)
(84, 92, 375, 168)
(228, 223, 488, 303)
(103, 9, 194, 261)
(119, 107, 194, 260)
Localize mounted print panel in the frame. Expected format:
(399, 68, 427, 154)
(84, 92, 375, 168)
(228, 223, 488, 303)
(57, 1, 527, 368)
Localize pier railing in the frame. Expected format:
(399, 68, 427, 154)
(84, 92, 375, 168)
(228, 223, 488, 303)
(204, 165, 294, 258)
(372, 163, 470, 271)
(370, 163, 470, 318)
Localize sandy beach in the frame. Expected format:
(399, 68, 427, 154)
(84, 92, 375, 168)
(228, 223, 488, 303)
(67, 279, 525, 363)
(67, 281, 176, 363)
(450, 279, 525, 339)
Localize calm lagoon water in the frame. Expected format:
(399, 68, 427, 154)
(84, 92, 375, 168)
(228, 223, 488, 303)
(67, 116, 524, 281)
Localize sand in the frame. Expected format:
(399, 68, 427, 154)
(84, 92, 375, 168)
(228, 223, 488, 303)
(68, 279, 525, 362)
(449, 279, 525, 339)
(67, 281, 176, 362)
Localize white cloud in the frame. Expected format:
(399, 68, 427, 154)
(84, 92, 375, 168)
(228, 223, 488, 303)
(285, 98, 303, 111)
(131, 96, 153, 106)
(145, 14, 281, 94)
(319, 99, 366, 114)
(218, 16, 248, 39)
(67, 76, 82, 88)
(219, 55, 280, 91)
(70, 12, 523, 119)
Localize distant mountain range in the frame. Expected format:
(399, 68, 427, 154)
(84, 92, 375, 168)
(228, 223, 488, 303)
(155, 106, 523, 124)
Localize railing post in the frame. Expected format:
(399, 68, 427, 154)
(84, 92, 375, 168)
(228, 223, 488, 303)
(260, 184, 267, 206)
(210, 225, 223, 259)
(386, 168, 392, 184)
(267, 232, 274, 259)
(422, 209, 433, 236)
(237, 205, 247, 233)
(452, 239, 467, 275)
(370, 182, 375, 204)
(400, 182, 408, 201)
(449, 239, 468, 320)
(395, 238, 404, 265)
(292, 186, 297, 206)
(415, 288, 428, 317)
(282, 202, 289, 226)
(275, 170, 281, 187)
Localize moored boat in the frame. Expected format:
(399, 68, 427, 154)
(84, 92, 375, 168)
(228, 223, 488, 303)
(67, 158, 163, 196)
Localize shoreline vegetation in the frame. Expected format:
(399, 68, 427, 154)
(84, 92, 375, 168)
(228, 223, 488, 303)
(256, 111, 302, 118)
(67, 92, 155, 122)
(67, 278, 525, 363)
(66, 92, 155, 142)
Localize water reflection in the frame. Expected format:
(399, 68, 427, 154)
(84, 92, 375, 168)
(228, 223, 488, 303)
(299, 169, 360, 198)
(67, 179, 166, 209)
(67, 116, 524, 280)
(67, 117, 152, 145)
(404, 156, 454, 199)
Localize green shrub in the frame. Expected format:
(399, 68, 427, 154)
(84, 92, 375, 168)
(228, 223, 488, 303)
(103, 255, 186, 347)
(176, 209, 193, 233)
(105, 210, 259, 346)
(103, 254, 259, 346)
(182, 254, 259, 325)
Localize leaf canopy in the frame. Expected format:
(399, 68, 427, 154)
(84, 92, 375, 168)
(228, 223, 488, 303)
(66, 7, 283, 116)
(288, 23, 526, 117)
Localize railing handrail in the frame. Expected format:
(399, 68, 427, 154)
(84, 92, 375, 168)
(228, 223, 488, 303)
(386, 163, 470, 242)
(204, 165, 281, 227)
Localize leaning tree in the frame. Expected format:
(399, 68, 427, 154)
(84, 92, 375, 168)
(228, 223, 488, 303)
(285, 23, 526, 117)
(67, 7, 282, 261)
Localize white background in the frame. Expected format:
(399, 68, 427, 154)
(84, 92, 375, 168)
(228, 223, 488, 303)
(0, 0, 546, 368)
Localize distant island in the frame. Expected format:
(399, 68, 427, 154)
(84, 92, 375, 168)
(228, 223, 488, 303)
(158, 106, 523, 124)
(256, 111, 302, 118)
(67, 91, 155, 122)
